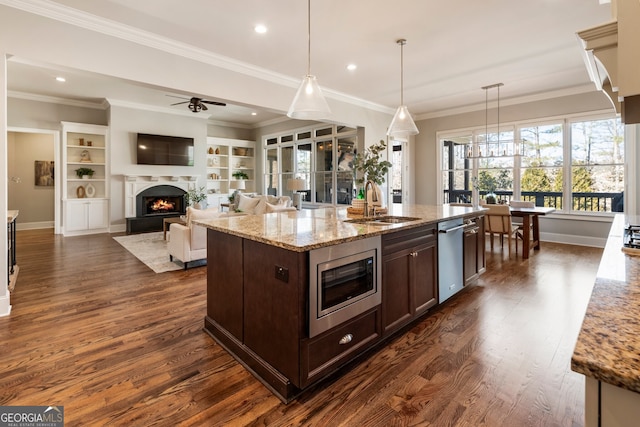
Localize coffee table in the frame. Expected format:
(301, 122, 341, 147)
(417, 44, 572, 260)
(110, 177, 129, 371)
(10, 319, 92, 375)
(163, 216, 186, 240)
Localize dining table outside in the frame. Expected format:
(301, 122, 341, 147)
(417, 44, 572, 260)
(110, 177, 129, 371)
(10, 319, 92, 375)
(509, 206, 556, 259)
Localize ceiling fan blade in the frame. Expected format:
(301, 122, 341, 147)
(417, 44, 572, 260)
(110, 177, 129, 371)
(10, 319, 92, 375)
(170, 101, 189, 106)
(201, 100, 226, 106)
(200, 104, 208, 111)
(166, 94, 189, 100)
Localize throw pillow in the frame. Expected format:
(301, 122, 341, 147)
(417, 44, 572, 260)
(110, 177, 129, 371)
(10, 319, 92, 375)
(186, 206, 220, 227)
(237, 193, 261, 214)
(266, 202, 291, 213)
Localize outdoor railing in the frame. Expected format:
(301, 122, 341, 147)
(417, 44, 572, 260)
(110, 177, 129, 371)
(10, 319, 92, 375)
(445, 190, 624, 212)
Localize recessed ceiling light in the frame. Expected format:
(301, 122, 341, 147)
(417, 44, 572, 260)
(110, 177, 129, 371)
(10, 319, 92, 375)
(347, 64, 357, 71)
(56, 76, 66, 82)
(251, 112, 257, 116)
(254, 24, 267, 34)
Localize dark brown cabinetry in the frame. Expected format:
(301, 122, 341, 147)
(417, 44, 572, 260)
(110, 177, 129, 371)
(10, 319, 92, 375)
(204, 216, 477, 402)
(381, 225, 438, 337)
(463, 216, 486, 285)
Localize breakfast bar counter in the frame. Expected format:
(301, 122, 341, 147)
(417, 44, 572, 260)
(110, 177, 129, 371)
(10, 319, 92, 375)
(571, 214, 640, 426)
(194, 204, 482, 251)
(195, 204, 486, 402)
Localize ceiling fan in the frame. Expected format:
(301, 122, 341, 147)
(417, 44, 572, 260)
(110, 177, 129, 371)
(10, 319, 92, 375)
(167, 95, 226, 113)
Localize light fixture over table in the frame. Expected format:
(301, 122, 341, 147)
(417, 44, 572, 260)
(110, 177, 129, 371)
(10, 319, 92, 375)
(287, 0, 331, 120)
(466, 83, 521, 159)
(387, 39, 419, 138)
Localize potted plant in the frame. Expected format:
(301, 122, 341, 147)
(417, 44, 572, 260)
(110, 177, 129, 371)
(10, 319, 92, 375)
(353, 140, 392, 186)
(232, 171, 249, 180)
(353, 139, 392, 211)
(75, 167, 95, 179)
(185, 186, 207, 209)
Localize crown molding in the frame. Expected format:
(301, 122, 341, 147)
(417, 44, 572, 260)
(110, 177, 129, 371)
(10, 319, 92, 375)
(8, 90, 107, 109)
(415, 83, 598, 121)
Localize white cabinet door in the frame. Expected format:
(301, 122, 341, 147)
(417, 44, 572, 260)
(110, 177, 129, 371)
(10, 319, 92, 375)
(65, 201, 90, 232)
(64, 199, 109, 234)
(87, 199, 109, 229)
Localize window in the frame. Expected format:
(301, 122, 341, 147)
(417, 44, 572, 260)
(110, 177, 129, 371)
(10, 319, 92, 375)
(570, 118, 624, 212)
(478, 128, 515, 203)
(439, 114, 624, 213)
(263, 125, 358, 206)
(519, 123, 563, 207)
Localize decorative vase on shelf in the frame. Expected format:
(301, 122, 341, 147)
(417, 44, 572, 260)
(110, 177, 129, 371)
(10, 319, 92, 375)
(208, 147, 214, 154)
(215, 147, 220, 154)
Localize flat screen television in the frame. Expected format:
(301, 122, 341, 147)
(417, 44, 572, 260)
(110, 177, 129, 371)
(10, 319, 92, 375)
(136, 133, 194, 166)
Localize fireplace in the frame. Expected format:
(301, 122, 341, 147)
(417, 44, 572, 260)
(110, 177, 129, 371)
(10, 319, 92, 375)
(126, 184, 187, 234)
(136, 185, 186, 218)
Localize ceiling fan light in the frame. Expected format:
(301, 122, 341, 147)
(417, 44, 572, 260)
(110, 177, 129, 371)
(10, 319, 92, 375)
(287, 75, 331, 120)
(387, 105, 419, 137)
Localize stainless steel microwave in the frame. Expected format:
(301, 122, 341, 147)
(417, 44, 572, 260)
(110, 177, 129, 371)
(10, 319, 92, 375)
(308, 236, 381, 338)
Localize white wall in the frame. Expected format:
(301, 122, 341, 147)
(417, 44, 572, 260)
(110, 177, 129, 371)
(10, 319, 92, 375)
(8, 98, 107, 130)
(108, 105, 209, 229)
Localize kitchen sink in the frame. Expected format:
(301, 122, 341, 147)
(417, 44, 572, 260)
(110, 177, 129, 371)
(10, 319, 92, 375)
(344, 215, 422, 225)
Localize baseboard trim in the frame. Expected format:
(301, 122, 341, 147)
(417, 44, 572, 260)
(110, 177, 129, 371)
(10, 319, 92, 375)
(540, 232, 606, 248)
(0, 294, 12, 317)
(16, 221, 54, 231)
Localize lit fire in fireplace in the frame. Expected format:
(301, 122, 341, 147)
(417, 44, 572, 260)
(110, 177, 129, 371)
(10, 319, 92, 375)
(150, 198, 176, 213)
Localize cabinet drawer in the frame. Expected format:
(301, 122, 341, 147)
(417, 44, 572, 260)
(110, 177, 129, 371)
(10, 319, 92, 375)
(301, 308, 381, 387)
(382, 225, 437, 255)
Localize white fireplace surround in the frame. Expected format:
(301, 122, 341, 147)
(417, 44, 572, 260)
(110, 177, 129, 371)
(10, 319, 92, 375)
(124, 175, 199, 218)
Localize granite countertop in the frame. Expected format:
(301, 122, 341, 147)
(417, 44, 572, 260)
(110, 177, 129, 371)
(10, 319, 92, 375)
(193, 204, 486, 252)
(571, 214, 640, 393)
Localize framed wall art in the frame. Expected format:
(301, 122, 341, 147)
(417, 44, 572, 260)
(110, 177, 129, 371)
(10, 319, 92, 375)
(35, 160, 54, 186)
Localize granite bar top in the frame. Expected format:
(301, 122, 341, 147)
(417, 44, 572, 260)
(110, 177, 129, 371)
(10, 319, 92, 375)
(193, 204, 485, 252)
(571, 214, 640, 393)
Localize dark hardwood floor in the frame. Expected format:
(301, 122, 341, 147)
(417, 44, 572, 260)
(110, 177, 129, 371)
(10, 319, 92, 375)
(1, 229, 602, 426)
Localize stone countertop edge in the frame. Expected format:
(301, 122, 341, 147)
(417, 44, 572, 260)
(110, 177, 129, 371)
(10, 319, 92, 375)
(571, 214, 640, 393)
(192, 205, 487, 252)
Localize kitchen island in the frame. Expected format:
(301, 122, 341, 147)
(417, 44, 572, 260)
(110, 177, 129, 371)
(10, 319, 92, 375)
(571, 214, 640, 426)
(195, 204, 485, 402)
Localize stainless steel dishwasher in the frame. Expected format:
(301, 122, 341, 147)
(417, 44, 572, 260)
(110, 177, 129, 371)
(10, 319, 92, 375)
(438, 218, 465, 303)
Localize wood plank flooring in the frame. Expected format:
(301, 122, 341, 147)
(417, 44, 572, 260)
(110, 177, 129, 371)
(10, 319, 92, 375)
(1, 229, 603, 426)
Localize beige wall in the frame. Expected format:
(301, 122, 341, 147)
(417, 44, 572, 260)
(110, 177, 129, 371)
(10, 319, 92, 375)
(8, 131, 55, 226)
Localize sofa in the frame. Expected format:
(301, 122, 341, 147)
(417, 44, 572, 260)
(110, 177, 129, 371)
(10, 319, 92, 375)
(168, 194, 295, 269)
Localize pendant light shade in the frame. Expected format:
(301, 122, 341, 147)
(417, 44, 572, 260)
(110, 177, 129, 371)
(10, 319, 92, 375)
(287, 75, 331, 120)
(287, 0, 331, 120)
(387, 39, 419, 138)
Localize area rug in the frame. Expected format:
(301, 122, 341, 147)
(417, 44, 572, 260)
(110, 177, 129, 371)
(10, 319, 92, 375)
(113, 232, 182, 273)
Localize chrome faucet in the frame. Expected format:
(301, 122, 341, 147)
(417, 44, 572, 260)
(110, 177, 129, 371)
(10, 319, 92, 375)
(363, 180, 379, 217)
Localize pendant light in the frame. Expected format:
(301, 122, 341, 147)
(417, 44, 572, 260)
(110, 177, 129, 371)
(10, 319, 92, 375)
(287, 0, 331, 120)
(387, 39, 419, 138)
(466, 83, 521, 158)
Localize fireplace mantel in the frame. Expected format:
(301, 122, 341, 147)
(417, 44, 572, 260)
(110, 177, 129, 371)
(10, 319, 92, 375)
(123, 175, 200, 218)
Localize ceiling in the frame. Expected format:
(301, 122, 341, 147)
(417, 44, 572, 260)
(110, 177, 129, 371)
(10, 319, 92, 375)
(6, 0, 613, 127)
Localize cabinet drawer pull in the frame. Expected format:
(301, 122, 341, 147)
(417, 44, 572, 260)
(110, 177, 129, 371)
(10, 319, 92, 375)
(339, 334, 353, 345)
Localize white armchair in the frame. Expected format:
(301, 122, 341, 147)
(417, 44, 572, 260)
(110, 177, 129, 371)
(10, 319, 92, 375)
(168, 207, 222, 269)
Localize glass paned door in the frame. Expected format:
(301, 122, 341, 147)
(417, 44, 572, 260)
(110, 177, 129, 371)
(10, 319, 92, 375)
(315, 139, 333, 204)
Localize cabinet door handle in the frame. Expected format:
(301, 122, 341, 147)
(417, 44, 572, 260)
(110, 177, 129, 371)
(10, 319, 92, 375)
(410, 251, 418, 257)
(339, 334, 353, 345)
